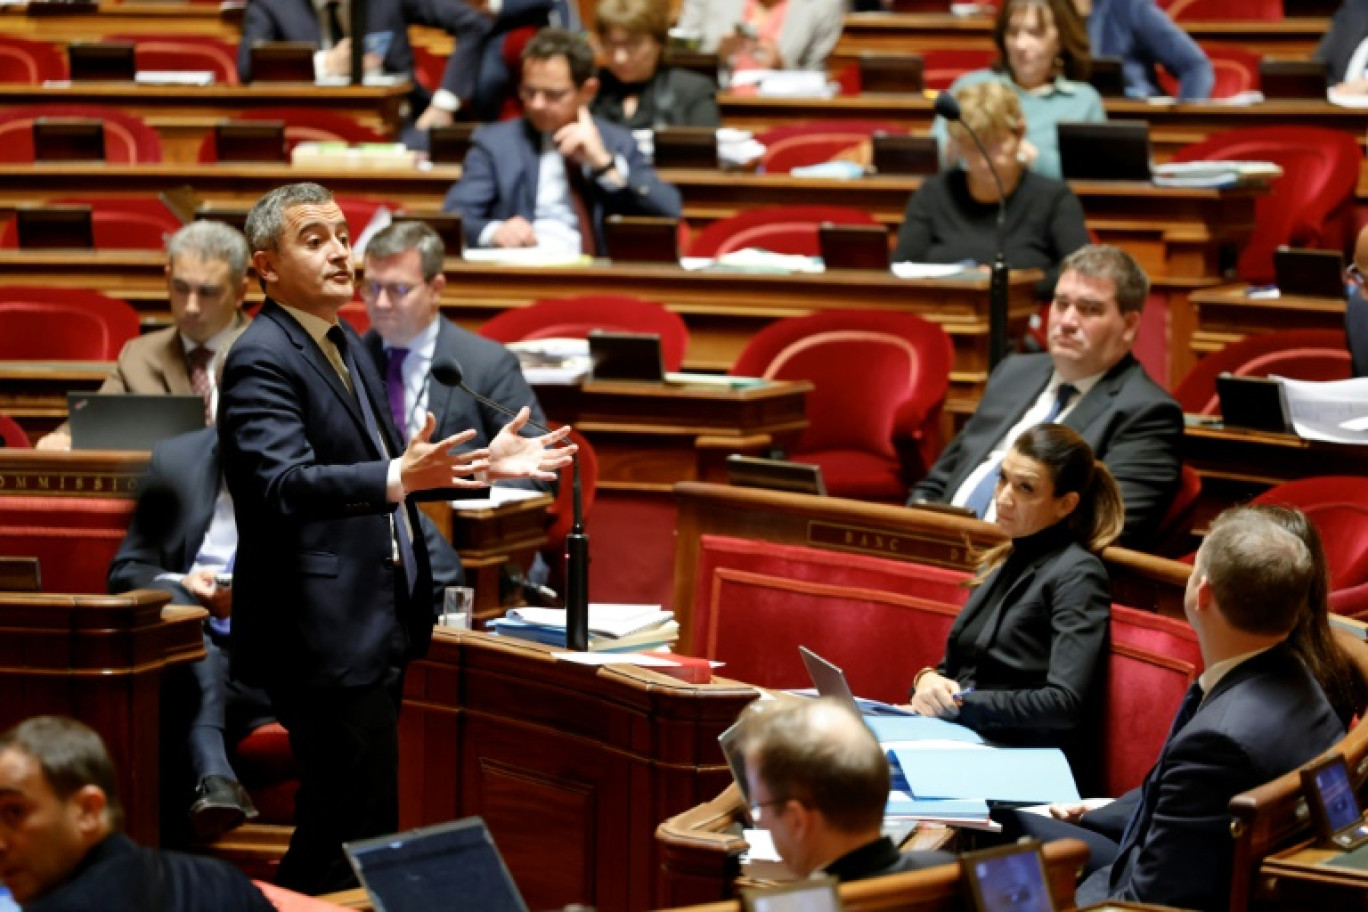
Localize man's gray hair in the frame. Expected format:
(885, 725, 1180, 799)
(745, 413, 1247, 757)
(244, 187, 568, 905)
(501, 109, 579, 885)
(1060, 244, 1150, 314)
(166, 220, 249, 283)
(1199, 506, 1314, 636)
(365, 221, 445, 281)
(244, 183, 335, 253)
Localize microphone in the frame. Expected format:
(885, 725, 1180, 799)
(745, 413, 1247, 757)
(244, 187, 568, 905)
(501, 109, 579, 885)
(429, 356, 590, 650)
(935, 90, 1010, 370)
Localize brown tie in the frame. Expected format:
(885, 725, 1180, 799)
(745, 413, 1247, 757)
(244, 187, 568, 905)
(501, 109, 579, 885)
(187, 345, 214, 426)
(563, 156, 599, 257)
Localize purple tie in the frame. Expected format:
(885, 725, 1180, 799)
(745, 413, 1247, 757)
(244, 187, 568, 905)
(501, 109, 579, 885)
(385, 347, 410, 436)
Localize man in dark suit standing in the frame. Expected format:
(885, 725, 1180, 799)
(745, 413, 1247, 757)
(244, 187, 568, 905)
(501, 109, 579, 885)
(1018, 506, 1343, 912)
(218, 182, 572, 893)
(908, 244, 1182, 549)
(738, 698, 955, 881)
(442, 27, 682, 253)
(360, 220, 552, 495)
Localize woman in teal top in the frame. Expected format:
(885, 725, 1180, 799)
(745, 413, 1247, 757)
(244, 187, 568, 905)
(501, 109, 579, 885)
(933, 0, 1105, 180)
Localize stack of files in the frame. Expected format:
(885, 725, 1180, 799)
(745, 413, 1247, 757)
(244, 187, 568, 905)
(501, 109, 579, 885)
(491, 604, 679, 652)
(888, 744, 1080, 806)
(740, 829, 797, 881)
(1151, 160, 1282, 188)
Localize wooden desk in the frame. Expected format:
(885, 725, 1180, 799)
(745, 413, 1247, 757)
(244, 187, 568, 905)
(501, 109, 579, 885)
(398, 629, 758, 912)
(0, 83, 410, 162)
(0, 589, 206, 846)
(0, 2, 240, 42)
(1190, 283, 1347, 356)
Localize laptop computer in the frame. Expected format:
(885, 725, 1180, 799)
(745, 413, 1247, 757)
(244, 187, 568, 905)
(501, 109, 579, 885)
(1058, 121, 1152, 182)
(799, 646, 914, 717)
(1216, 374, 1294, 434)
(819, 223, 891, 271)
(67, 394, 205, 451)
(587, 330, 665, 381)
(1301, 754, 1368, 851)
(1260, 59, 1328, 100)
(344, 816, 528, 912)
(1274, 247, 1347, 299)
(962, 841, 1057, 912)
(726, 455, 826, 496)
(741, 876, 843, 911)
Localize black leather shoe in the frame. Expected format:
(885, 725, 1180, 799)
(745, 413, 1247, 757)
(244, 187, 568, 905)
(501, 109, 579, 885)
(188, 775, 259, 842)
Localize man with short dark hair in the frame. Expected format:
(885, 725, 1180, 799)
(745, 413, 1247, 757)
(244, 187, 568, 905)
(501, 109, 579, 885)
(739, 698, 954, 881)
(0, 716, 273, 911)
(909, 244, 1182, 549)
(219, 182, 572, 893)
(442, 26, 681, 253)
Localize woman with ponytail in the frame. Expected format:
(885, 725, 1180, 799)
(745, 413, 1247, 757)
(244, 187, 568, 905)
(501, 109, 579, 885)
(908, 423, 1121, 785)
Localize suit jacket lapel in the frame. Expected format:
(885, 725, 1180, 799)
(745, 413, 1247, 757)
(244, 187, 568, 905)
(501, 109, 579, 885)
(520, 121, 542, 218)
(968, 559, 1042, 658)
(263, 301, 370, 444)
(1064, 355, 1134, 435)
(346, 321, 404, 455)
(157, 330, 193, 394)
(973, 358, 1052, 468)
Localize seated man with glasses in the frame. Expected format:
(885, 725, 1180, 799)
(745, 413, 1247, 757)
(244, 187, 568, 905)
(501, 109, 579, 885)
(442, 26, 682, 254)
(738, 698, 955, 882)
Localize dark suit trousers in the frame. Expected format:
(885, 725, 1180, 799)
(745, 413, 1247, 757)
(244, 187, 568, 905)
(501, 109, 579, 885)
(269, 666, 405, 895)
(992, 807, 1121, 877)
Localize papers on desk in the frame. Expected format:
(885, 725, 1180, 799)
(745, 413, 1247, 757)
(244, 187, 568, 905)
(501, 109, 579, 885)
(1152, 160, 1282, 188)
(729, 69, 836, 98)
(1276, 376, 1368, 445)
(890, 746, 1080, 804)
(863, 715, 985, 745)
(461, 247, 589, 267)
(892, 262, 972, 279)
(789, 161, 866, 180)
(718, 127, 766, 168)
(710, 249, 824, 273)
(741, 829, 798, 881)
(446, 485, 545, 511)
(506, 338, 591, 385)
(1329, 88, 1368, 108)
(551, 652, 681, 667)
(493, 604, 680, 652)
(135, 71, 216, 86)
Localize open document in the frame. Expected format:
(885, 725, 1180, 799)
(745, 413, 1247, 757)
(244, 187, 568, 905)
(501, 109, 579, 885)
(1276, 376, 1368, 445)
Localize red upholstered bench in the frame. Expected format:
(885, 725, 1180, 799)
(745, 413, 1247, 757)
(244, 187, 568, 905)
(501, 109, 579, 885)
(0, 495, 133, 593)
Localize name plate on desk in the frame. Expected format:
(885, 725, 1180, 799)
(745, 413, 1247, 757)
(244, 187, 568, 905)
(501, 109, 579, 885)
(808, 519, 974, 567)
(0, 467, 140, 496)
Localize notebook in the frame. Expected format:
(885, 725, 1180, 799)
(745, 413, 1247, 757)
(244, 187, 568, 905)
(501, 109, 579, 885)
(67, 394, 205, 451)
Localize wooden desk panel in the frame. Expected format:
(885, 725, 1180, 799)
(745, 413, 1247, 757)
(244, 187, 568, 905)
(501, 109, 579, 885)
(0, 2, 240, 42)
(1190, 284, 1347, 355)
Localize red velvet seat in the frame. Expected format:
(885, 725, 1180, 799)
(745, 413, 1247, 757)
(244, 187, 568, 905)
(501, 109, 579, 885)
(730, 310, 953, 502)
(477, 295, 690, 372)
(1163, 0, 1282, 20)
(1157, 45, 1260, 99)
(754, 121, 903, 173)
(687, 205, 881, 258)
(197, 108, 387, 162)
(0, 496, 133, 593)
(924, 49, 997, 90)
(0, 287, 140, 360)
(1172, 329, 1351, 415)
(0, 197, 182, 251)
(1170, 127, 1361, 283)
(1252, 477, 1368, 606)
(0, 105, 162, 163)
(338, 302, 371, 334)
(0, 414, 29, 447)
(232, 722, 299, 826)
(107, 34, 240, 85)
(0, 35, 66, 83)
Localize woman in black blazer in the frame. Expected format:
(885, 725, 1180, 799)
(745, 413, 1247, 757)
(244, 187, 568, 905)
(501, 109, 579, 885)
(589, 0, 721, 130)
(908, 423, 1122, 784)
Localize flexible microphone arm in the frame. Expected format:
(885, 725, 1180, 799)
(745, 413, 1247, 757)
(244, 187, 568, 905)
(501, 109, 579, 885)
(429, 356, 589, 649)
(934, 91, 1011, 370)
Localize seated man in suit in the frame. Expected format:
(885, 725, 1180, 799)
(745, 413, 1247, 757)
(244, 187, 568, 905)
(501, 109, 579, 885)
(1013, 506, 1344, 912)
(738, 698, 955, 881)
(1348, 222, 1368, 377)
(235, 0, 491, 142)
(36, 221, 250, 451)
(360, 220, 552, 494)
(442, 27, 682, 254)
(0, 716, 274, 911)
(1319, 0, 1368, 92)
(908, 244, 1182, 550)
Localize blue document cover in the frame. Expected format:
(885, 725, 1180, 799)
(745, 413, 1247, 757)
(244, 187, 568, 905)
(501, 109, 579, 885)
(885, 795, 991, 818)
(892, 747, 1080, 804)
(865, 716, 985, 745)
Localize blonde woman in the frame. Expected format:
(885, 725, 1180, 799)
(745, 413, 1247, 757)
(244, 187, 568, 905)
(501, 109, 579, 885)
(590, 0, 720, 128)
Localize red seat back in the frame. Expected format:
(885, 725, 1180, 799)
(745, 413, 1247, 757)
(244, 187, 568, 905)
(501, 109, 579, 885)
(0, 287, 140, 360)
(477, 295, 690, 372)
(1173, 329, 1351, 415)
(1171, 127, 1361, 283)
(107, 34, 240, 85)
(1157, 45, 1260, 99)
(0, 35, 66, 83)
(755, 121, 904, 173)
(1153, 463, 1202, 556)
(0, 496, 134, 593)
(0, 105, 162, 163)
(0, 413, 30, 447)
(1163, 0, 1282, 20)
(687, 206, 881, 258)
(0, 197, 182, 251)
(1253, 477, 1368, 595)
(924, 49, 998, 90)
(197, 108, 386, 162)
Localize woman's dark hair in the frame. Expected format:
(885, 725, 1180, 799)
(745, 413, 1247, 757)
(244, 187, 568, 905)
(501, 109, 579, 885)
(992, 0, 1093, 83)
(1254, 504, 1368, 726)
(973, 423, 1123, 582)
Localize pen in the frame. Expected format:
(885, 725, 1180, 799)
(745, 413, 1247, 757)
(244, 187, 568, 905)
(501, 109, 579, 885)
(952, 687, 976, 702)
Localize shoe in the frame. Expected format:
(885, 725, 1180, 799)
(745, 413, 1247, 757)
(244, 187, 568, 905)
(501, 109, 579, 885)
(188, 775, 259, 842)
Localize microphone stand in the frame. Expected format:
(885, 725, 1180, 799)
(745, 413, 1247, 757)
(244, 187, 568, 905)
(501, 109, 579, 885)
(349, 0, 366, 85)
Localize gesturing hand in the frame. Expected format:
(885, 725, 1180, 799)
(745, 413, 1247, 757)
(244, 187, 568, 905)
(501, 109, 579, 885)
(400, 413, 491, 493)
(488, 407, 577, 481)
(553, 106, 611, 172)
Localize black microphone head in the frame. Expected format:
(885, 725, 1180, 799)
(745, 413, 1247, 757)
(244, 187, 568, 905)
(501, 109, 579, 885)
(430, 356, 465, 388)
(933, 91, 962, 122)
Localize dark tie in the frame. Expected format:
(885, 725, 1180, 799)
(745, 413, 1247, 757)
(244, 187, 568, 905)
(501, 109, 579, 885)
(385, 347, 410, 439)
(322, 0, 345, 49)
(187, 345, 214, 426)
(962, 382, 1079, 518)
(327, 326, 417, 595)
(563, 156, 599, 257)
(1115, 680, 1205, 854)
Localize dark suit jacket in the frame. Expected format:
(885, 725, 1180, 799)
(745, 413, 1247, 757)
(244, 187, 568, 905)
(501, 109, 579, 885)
(941, 525, 1110, 784)
(441, 117, 683, 249)
(108, 427, 464, 606)
(25, 833, 274, 912)
(1077, 644, 1343, 912)
(909, 352, 1183, 550)
(219, 301, 443, 689)
(236, 0, 489, 101)
(1348, 288, 1368, 377)
(362, 316, 553, 494)
(589, 65, 721, 130)
(822, 836, 956, 882)
(1318, 0, 1368, 84)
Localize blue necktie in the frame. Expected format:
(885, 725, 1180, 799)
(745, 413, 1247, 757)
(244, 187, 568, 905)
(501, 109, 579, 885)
(328, 326, 417, 595)
(962, 383, 1079, 519)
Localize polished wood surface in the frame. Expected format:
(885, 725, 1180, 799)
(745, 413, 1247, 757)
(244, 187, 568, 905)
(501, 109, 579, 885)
(0, 2, 241, 41)
(1190, 284, 1347, 355)
(399, 629, 758, 912)
(0, 589, 206, 845)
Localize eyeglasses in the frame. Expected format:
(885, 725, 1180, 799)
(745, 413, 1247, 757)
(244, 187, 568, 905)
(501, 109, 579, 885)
(518, 85, 575, 103)
(749, 798, 791, 822)
(598, 34, 653, 55)
(1348, 263, 1365, 287)
(359, 281, 418, 302)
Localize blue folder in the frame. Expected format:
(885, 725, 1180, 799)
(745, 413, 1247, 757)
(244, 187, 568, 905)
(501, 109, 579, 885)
(891, 746, 1080, 804)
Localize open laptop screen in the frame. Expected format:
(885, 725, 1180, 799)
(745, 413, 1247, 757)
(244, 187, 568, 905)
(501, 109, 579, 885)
(962, 842, 1056, 912)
